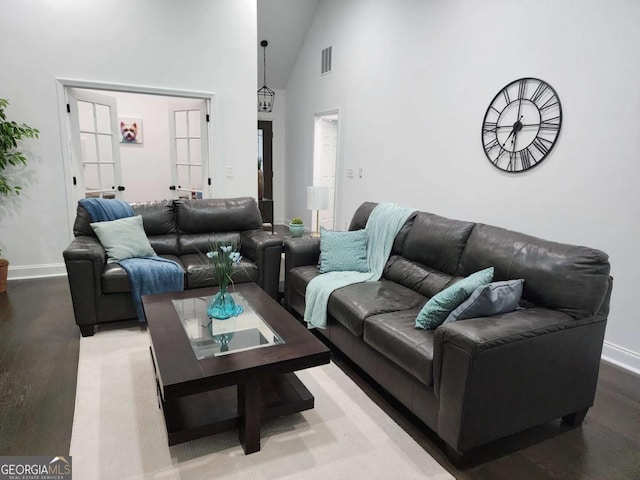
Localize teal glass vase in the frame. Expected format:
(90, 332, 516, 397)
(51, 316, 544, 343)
(207, 285, 243, 320)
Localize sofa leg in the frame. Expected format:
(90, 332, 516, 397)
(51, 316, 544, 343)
(445, 444, 465, 467)
(79, 324, 95, 337)
(562, 407, 589, 426)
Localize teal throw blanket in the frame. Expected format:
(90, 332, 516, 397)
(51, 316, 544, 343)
(119, 257, 184, 322)
(304, 203, 416, 329)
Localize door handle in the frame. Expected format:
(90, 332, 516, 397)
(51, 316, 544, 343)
(117, 186, 125, 191)
(169, 185, 176, 191)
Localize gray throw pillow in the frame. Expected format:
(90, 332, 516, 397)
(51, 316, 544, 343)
(90, 215, 156, 264)
(443, 279, 524, 324)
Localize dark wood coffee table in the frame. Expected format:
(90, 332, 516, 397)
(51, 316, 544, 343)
(143, 283, 330, 454)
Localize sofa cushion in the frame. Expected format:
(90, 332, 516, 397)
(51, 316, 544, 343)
(131, 200, 176, 235)
(289, 265, 322, 297)
(74, 200, 176, 237)
(384, 255, 457, 298)
(319, 228, 369, 273)
(102, 255, 183, 293)
(148, 234, 180, 256)
(178, 232, 242, 256)
(175, 197, 262, 234)
(444, 279, 524, 324)
(402, 212, 476, 276)
(458, 223, 611, 318)
(364, 309, 435, 386)
(347, 202, 417, 256)
(90, 216, 156, 264)
(328, 280, 427, 336)
(415, 267, 494, 329)
(180, 254, 258, 289)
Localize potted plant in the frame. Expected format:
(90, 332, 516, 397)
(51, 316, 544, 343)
(289, 217, 305, 238)
(0, 98, 40, 293)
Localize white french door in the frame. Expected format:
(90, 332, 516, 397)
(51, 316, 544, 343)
(67, 88, 123, 200)
(168, 99, 210, 199)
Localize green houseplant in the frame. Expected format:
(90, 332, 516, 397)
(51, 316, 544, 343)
(0, 98, 39, 293)
(289, 217, 305, 238)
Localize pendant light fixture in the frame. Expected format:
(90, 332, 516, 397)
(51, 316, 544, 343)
(258, 40, 275, 113)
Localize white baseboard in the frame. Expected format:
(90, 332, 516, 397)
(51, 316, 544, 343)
(602, 341, 640, 376)
(8, 263, 67, 280)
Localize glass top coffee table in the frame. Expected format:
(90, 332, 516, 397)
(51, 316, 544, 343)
(143, 283, 330, 454)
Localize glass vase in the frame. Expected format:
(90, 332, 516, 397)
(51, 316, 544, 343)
(207, 285, 244, 320)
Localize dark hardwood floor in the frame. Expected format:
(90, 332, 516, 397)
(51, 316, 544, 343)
(0, 276, 79, 456)
(1, 275, 639, 480)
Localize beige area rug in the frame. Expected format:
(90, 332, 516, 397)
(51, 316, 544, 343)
(70, 328, 453, 480)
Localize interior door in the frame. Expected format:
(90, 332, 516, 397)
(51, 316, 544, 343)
(168, 99, 210, 199)
(313, 115, 338, 230)
(67, 88, 123, 199)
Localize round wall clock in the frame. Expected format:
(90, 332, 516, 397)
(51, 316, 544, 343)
(481, 77, 562, 173)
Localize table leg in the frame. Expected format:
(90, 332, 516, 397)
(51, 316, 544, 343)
(238, 379, 261, 454)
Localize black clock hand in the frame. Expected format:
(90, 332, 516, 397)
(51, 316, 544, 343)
(502, 115, 524, 148)
(502, 127, 516, 147)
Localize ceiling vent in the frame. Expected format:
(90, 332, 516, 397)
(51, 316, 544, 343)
(321, 46, 332, 75)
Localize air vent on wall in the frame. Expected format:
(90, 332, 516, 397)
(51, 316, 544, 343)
(321, 46, 332, 75)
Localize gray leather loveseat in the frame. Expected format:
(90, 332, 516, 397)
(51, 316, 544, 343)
(284, 202, 612, 462)
(64, 197, 282, 337)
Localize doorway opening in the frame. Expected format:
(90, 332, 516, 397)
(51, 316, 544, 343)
(57, 79, 215, 231)
(257, 120, 273, 230)
(312, 111, 340, 232)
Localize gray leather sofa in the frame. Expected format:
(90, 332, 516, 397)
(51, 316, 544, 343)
(63, 197, 282, 337)
(284, 202, 612, 463)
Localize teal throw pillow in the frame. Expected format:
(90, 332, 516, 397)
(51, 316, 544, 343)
(90, 215, 156, 264)
(415, 267, 494, 329)
(319, 228, 369, 273)
(443, 279, 524, 324)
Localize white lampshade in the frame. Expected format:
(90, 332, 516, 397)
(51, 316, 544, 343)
(307, 186, 330, 211)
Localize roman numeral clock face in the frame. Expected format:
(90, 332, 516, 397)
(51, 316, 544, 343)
(482, 78, 562, 172)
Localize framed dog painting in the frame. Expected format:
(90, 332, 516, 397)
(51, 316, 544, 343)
(119, 117, 143, 144)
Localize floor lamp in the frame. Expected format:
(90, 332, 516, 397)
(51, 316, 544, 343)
(307, 186, 330, 237)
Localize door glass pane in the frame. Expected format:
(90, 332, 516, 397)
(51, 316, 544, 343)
(97, 134, 114, 164)
(78, 102, 95, 132)
(190, 165, 202, 190)
(189, 139, 201, 166)
(83, 163, 99, 192)
(95, 104, 111, 134)
(100, 164, 115, 190)
(81, 133, 98, 164)
(176, 139, 188, 164)
(175, 111, 187, 137)
(177, 165, 189, 188)
(188, 110, 200, 137)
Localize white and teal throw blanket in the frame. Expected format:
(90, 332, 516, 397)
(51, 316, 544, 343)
(304, 203, 416, 329)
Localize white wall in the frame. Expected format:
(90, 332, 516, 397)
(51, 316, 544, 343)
(259, 88, 287, 224)
(0, 0, 257, 279)
(285, 0, 640, 372)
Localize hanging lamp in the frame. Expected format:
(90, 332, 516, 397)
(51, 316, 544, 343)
(258, 40, 275, 113)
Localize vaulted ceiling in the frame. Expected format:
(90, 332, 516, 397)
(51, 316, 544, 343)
(257, 0, 319, 90)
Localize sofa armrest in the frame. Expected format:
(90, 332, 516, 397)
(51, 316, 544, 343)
(63, 236, 106, 327)
(63, 235, 106, 263)
(283, 236, 320, 307)
(241, 229, 283, 300)
(432, 307, 607, 453)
